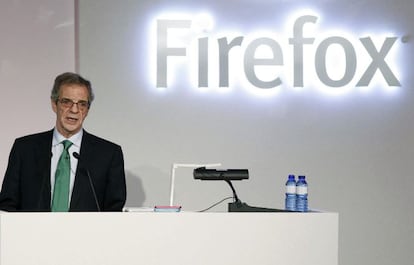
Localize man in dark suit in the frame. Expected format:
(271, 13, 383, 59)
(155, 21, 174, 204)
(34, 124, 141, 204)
(0, 72, 126, 211)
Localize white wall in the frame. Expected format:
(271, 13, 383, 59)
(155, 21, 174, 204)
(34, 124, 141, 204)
(77, 1, 414, 265)
(1, 1, 413, 265)
(0, 0, 75, 173)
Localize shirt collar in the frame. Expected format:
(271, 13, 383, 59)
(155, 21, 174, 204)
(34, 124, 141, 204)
(52, 128, 83, 148)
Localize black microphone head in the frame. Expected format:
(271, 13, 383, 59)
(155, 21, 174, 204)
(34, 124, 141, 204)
(194, 167, 249, 181)
(73, 152, 80, 159)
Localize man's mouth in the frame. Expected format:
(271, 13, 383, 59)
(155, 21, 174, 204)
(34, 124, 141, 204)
(66, 117, 78, 122)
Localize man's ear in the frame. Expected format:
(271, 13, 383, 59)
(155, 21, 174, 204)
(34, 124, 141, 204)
(51, 99, 57, 114)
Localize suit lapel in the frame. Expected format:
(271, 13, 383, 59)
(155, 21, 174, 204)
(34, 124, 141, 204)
(35, 130, 53, 210)
(70, 130, 95, 210)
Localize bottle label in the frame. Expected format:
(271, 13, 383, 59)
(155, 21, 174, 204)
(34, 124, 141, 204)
(286, 185, 296, 194)
(296, 186, 308, 195)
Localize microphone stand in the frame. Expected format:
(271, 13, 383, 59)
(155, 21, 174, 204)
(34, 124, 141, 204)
(224, 179, 288, 212)
(194, 167, 289, 212)
(73, 152, 101, 211)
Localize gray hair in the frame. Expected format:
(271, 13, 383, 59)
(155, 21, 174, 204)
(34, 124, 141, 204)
(51, 72, 95, 105)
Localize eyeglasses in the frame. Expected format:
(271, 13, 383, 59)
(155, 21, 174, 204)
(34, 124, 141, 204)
(57, 98, 90, 111)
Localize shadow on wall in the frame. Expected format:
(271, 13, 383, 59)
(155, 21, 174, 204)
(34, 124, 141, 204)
(125, 170, 146, 207)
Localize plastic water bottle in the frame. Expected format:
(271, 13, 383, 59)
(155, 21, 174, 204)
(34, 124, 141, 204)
(285, 174, 296, 211)
(296, 175, 308, 212)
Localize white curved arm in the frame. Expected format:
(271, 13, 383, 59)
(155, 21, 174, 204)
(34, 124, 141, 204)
(169, 163, 221, 206)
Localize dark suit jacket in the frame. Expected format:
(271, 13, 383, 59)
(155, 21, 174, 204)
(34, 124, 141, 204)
(0, 129, 126, 212)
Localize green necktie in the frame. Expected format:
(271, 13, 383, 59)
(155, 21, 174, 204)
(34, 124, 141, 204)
(52, 140, 73, 212)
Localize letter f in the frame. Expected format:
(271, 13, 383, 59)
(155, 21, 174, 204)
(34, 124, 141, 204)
(157, 19, 191, 87)
(289, 15, 317, 87)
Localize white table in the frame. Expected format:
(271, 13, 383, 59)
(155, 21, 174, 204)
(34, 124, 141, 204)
(0, 211, 338, 265)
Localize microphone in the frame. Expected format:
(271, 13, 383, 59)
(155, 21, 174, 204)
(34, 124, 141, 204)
(193, 167, 249, 181)
(193, 167, 249, 209)
(73, 152, 101, 211)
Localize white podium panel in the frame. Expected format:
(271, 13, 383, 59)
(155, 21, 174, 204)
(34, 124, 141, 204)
(0, 211, 338, 265)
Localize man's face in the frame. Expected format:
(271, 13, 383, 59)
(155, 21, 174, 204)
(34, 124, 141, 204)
(51, 84, 90, 138)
